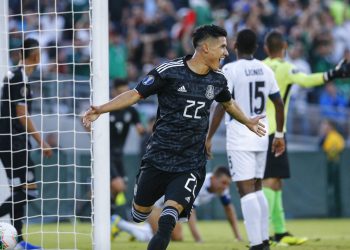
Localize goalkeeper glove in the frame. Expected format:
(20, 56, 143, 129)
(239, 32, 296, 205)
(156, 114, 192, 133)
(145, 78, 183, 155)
(323, 59, 350, 82)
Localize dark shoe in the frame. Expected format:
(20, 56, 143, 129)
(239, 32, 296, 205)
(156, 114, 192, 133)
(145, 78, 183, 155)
(249, 243, 264, 250)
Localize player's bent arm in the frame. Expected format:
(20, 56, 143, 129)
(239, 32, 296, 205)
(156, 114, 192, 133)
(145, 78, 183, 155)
(97, 89, 141, 114)
(16, 104, 53, 157)
(221, 99, 250, 125)
(188, 210, 203, 243)
(207, 102, 225, 141)
(223, 204, 242, 241)
(83, 89, 141, 127)
(221, 99, 266, 137)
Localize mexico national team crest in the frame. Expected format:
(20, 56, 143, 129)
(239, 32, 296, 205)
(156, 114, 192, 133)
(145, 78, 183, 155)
(205, 85, 214, 100)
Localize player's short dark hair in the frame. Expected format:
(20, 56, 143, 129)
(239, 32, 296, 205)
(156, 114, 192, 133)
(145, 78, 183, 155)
(22, 38, 39, 59)
(192, 24, 227, 48)
(265, 30, 284, 54)
(235, 29, 257, 54)
(213, 166, 231, 178)
(113, 78, 128, 89)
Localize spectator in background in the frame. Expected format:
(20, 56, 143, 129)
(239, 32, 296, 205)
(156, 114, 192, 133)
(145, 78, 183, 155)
(319, 82, 348, 123)
(319, 119, 345, 217)
(109, 27, 128, 79)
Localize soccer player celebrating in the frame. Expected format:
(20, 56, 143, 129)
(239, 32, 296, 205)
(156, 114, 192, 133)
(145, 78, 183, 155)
(0, 38, 53, 249)
(262, 30, 350, 246)
(206, 29, 285, 250)
(83, 24, 265, 250)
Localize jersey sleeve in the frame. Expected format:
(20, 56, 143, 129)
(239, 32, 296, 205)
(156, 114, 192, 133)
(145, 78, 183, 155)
(288, 67, 324, 88)
(215, 70, 232, 103)
(219, 189, 231, 206)
(134, 69, 165, 98)
(215, 84, 232, 103)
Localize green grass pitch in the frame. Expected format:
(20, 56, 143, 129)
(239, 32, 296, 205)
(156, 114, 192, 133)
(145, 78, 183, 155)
(23, 219, 350, 249)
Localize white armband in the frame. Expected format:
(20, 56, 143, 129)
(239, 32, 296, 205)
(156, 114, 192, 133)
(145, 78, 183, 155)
(274, 131, 284, 138)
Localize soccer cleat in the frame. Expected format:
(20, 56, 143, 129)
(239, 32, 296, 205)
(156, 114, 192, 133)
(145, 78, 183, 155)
(15, 241, 42, 250)
(111, 215, 122, 240)
(275, 232, 308, 245)
(248, 243, 264, 250)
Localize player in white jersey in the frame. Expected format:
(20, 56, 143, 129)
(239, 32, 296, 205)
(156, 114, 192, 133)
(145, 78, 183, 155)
(206, 29, 285, 250)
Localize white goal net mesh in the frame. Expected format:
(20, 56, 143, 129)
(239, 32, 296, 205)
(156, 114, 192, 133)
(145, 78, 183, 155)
(0, 0, 94, 249)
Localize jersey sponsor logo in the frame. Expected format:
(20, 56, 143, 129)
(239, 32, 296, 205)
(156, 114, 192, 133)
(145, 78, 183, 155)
(141, 75, 155, 86)
(205, 85, 214, 100)
(177, 85, 187, 92)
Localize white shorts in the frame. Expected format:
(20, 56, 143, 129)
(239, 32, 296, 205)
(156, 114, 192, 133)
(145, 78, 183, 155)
(227, 150, 267, 182)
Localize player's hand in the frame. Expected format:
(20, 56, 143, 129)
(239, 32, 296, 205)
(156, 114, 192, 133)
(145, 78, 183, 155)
(205, 139, 213, 159)
(42, 141, 53, 158)
(82, 106, 101, 128)
(246, 115, 266, 137)
(271, 137, 285, 157)
(324, 58, 350, 81)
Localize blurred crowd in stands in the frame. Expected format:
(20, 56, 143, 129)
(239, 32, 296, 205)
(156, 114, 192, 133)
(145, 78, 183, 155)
(7, 0, 350, 141)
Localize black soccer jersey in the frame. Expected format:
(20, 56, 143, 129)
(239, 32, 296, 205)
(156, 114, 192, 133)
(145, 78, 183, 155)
(135, 55, 231, 172)
(110, 106, 141, 153)
(0, 67, 32, 151)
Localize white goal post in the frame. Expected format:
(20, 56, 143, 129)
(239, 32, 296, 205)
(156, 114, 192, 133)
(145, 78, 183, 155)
(0, 0, 110, 249)
(91, 0, 110, 249)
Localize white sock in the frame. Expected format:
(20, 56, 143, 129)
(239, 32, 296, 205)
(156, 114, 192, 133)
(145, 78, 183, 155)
(241, 192, 262, 246)
(255, 190, 269, 241)
(118, 219, 153, 242)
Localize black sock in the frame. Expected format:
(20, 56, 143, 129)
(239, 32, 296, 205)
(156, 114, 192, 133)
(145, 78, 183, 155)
(147, 206, 178, 250)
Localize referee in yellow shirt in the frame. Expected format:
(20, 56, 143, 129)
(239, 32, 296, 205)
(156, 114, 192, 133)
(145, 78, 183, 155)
(262, 30, 350, 246)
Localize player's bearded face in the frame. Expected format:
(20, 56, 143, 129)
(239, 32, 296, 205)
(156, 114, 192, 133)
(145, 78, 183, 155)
(207, 37, 228, 70)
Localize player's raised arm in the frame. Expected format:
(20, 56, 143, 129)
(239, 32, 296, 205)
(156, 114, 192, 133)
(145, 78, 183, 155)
(221, 99, 266, 137)
(83, 89, 141, 127)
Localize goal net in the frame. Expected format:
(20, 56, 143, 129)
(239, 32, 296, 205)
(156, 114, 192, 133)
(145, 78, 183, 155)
(0, 0, 110, 249)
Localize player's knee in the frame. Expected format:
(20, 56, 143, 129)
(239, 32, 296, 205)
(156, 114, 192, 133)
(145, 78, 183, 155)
(131, 204, 151, 223)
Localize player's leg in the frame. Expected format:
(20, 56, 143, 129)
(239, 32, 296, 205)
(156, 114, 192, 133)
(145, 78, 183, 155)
(132, 163, 168, 224)
(149, 197, 183, 241)
(111, 214, 153, 242)
(263, 134, 288, 237)
(262, 135, 306, 245)
(110, 154, 127, 207)
(229, 150, 263, 250)
(0, 150, 40, 248)
(254, 151, 270, 248)
(147, 167, 206, 250)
